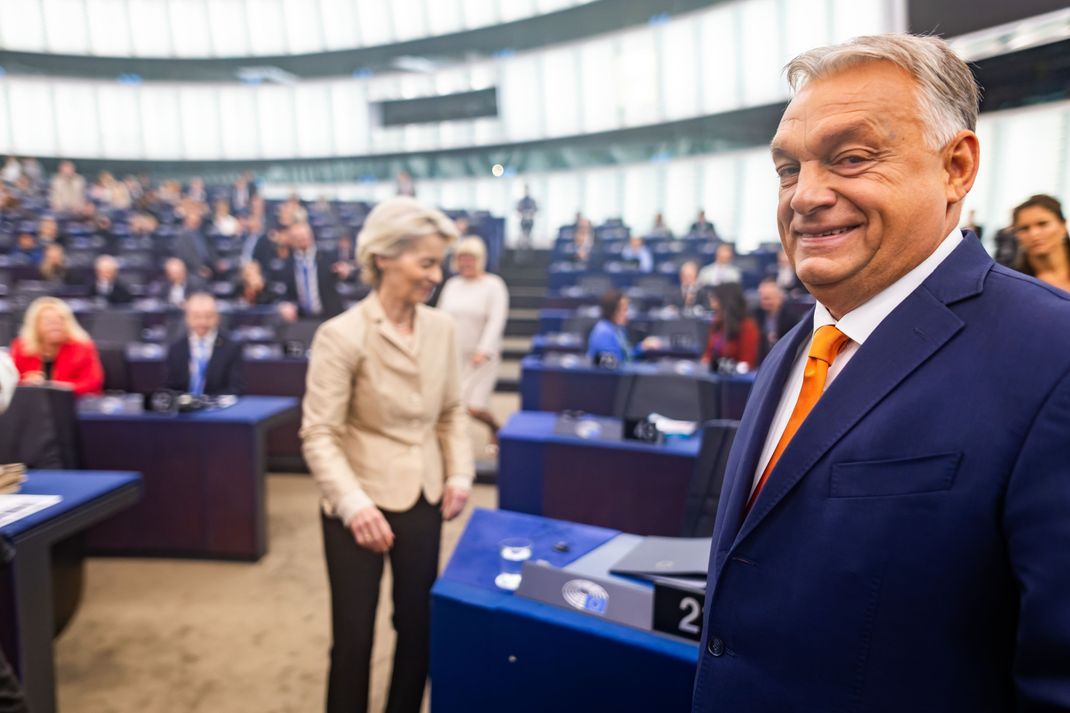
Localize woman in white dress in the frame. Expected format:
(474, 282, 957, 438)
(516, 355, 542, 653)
(437, 236, 509, 446)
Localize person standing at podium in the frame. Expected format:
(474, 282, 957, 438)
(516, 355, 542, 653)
(301, 197, 473, 713)
(692, 34, 1070, 712)
(163, 293, 242, 396)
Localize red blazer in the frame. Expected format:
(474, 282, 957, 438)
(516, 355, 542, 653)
(10, 337, 104, 396)
(703, 317, 759, 369)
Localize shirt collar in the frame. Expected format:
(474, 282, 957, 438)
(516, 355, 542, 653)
(190, 330, 217, 348)
(813, 228, 962, 345)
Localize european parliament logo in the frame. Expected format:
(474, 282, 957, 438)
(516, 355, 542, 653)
(562, 579, 609, 615)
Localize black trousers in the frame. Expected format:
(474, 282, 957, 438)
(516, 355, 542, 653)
(321, 496, 442, 713)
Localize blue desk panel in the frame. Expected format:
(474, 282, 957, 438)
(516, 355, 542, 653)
(499, 412, 701, 536)
(1, 470, 142, 713)
(77, 396, 298, 559)
(432, 508, 697, 713)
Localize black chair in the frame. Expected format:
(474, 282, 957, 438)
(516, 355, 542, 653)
(681, 420, 739, 537)
(0, 385, 81, 469)
(89, 310, 142, 345)
(613, 371, 721, 423)
(279, 318, 321, 352)
(651, 319, 708, 352)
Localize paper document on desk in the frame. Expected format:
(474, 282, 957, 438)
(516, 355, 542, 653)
(0, 495, 62, 529)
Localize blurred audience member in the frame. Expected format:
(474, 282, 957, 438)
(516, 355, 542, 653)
(961, 208, 983, 241)
(437, 236, 509, 447)
(702, 282, 759, 372)
(396, 169, 416, 197)
(698, 243, 742, 287)
(231, 173, 256, 215)
(674, 260, 701, 309)
(49, 160, 86, 213)
(164, 293, 242, 396)
(12, 233, 41, 265)
(754, 277, 799, 361)
(573, 218, 594, 263)
(0, 348, 17, 413)
(186, 176, 207, 203)
(774, 247, 805, 295)
(10, 296, 103, 395)
(174, 209, 220, 280)
(517, 185, 537, 248)
(38, 243, 71, 287)
(88, 255, 134, 305)
(129, 211, 159, 238)
(689, 209, 718, 238)
(1014, 194, 1070, 292)
(158, 180, 182, 205)
(620, 234, 654, 273)
(649, 211, 674, 239)
(22, 157, 44, 186)
(234, 261, 274, 307)
(152, 257, 205, 307)
(1, 156, 21, 184)
(277, 193, 307, 228)
(37, 216, 60, 246)
(91, 172, 131, 210)
(587, 289, 660, 365)
(284, 222, 343, 319)
(212, 198, 240, 236)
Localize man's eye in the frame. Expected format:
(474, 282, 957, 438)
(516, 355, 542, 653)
(776, 165, 799, 178)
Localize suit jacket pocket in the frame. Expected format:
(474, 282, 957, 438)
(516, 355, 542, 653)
(830, 452, 961, 498)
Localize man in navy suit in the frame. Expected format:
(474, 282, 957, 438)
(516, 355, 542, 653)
(692, 34, 1070, 712)
(282, 221, 344, 319)
(164, 292, 242, 396)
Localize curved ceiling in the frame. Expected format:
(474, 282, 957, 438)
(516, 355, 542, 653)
(0, 0, 718, 81)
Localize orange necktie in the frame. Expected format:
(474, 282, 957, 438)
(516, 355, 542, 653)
(745, 325, 850, 513)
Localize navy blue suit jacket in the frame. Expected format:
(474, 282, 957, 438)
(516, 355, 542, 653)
(163, 334, 243, 396)
(692, 234, 1070, 712)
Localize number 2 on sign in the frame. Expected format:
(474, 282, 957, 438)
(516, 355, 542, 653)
(679, 597, 701, 635)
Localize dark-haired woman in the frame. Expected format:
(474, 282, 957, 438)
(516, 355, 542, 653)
(702, 282, 759, 371)
(1014, 194, 1070, 293)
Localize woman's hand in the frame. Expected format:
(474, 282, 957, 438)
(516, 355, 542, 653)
(348, 505, 395, 553)
(20, 371, 45, 385)
(441, 485, 470, 521)
(471, 351, 489, 366)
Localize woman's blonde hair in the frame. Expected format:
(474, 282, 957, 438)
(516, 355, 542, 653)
(451, 235, 488, 274)
(356, 197, 459, 286)
(18, 296, 91, 356)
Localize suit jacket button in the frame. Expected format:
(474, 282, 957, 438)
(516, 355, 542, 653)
(707, 637, 725, 657)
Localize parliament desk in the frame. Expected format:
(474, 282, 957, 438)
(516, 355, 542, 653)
(519, 355, 755, 420)
(76, 396, 298, 560)
(125, 348, 308, 471)
(0, 470, 142, 713)
(431, 508, 697, 713)
(498, 411, 702, 536)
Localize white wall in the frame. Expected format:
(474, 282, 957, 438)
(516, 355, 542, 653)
(0, 0, 894, 160)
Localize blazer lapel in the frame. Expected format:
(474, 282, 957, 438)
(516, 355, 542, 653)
(363, 293, 420, 367)
(712, 314, 813, 562)
(733, 235, 991, 546)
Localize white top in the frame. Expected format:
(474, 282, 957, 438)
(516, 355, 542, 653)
(697, 262, 742, 287)
(0, 349, 18, 414)
(437, 273, 510, 357)
(751, 229, 962, 493)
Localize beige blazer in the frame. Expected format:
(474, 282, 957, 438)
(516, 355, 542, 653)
(300, 292, 473, 524)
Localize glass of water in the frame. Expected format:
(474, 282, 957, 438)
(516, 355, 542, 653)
(495, 537, 533, 591)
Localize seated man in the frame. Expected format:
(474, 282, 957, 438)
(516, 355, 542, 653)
(150, 257, 205, 308)
(697, 243, 742, 288)
(752, 277, 800, 362)
(620, 234, 654, 273)
(87, 255, 134, 305)
(282, 221, 343, 319)
(164, 292, 242, 396)
(673, 260, 701, 309)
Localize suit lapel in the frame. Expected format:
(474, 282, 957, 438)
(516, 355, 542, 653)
(712, 314, 812, 561)
(732, 234, 991, 548)
(363, 293, 420, 368)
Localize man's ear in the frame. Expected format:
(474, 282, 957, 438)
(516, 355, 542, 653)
(944, 129, 980, 206)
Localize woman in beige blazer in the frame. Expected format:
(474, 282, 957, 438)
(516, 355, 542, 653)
(301, 197, 473, 713)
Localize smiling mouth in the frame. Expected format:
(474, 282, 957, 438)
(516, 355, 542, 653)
(796, 224, 861, 238)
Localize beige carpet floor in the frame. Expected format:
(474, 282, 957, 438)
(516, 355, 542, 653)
(54, 394, 517, 713)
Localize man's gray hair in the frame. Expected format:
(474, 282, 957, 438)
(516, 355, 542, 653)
(785, 34, 980, 150)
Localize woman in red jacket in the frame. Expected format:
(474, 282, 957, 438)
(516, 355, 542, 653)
(10, 296, 104, 396)
(702, 282, 759, 371)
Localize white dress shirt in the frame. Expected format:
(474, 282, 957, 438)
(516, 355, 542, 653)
(294, 248, 323, 315)
(188, 330, 217, 389)
(751, 229, 963, 493)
